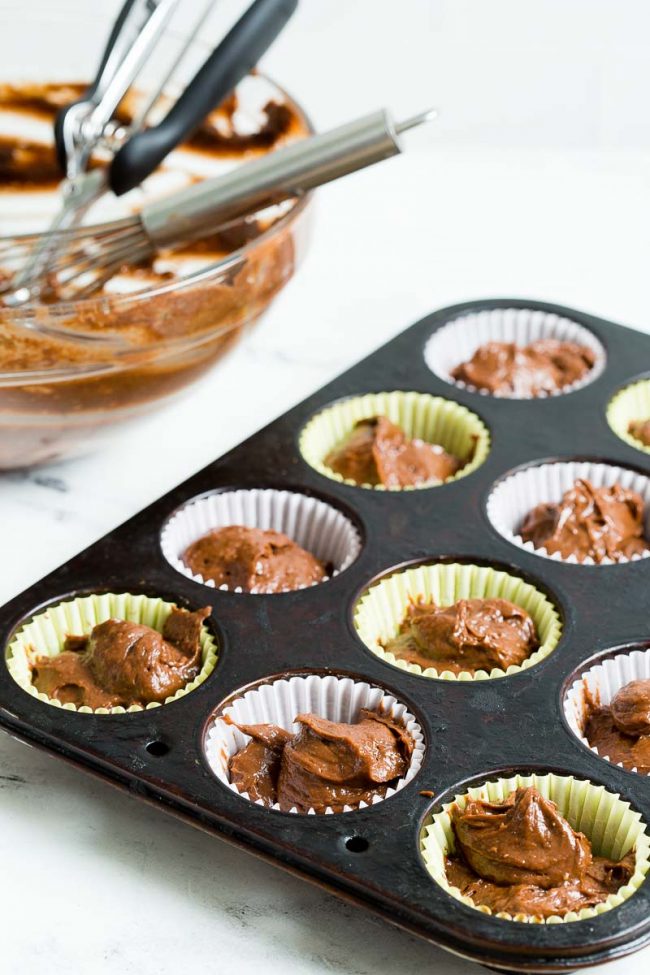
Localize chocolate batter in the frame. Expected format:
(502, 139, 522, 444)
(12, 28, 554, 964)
(228, 708, 413, 812)
(451, 339, 596, 397)
(445, 787, 635, 918)
(0, 81, 308, 468)
(383, 597, 538, 674)
(629, 419, 650, 447)
(520, 478, 649, 563)
(182, 525, 327, 593)
(325, 416, 462, 488)
(31, 605, 210, 708)
(584, 679, 650, 773)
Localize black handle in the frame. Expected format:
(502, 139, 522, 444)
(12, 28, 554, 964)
(109, 0, 298, 196)
(54, 0, 139, 171)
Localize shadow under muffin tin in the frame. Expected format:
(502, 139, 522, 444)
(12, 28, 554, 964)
(1, 299, 650, 973)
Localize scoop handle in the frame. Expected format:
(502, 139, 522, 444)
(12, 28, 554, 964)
(109, 0, 298, 196)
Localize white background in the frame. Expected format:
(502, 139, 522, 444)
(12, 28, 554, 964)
(1, 2, 650, 973)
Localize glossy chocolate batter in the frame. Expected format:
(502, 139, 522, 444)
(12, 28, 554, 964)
(31, 605, 210, 708)
(383, 597, 538, 674)
(325, 416, 462, 488)
(520, 478, 649, 563)
(584, 679, 650, 773)
(0, 81, 308, 469)
(182, 525, 327, 593)
(445, 787, 635, 918)
(629, 419, 650, 447)
(451, 339, 595, 397)
(228, 708, 413, 812)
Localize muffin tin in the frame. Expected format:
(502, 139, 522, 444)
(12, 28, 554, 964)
(1, 297, 650, 972)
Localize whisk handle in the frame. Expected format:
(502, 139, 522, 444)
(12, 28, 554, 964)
(109, 0, 298, 196)
(140, 109, 407, 249)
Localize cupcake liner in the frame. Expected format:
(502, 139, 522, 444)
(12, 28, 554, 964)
(299, 391, 490, 491)
(565, 648, 650, 775)
(353, 562, 561, 681)
(5, 592, 218, 714)
(161, 488, 361, 591)
(421, 771, 650, 924)
(423, 307, 606, 399)
(487, 460, 650, 566)
(204, 673, 425, 814)
(607, 379, 650, 456)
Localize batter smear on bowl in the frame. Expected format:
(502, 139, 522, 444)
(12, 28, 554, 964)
(325, 415, 462, 488)
(383, 597, 538, 675)
(445, 786, 635, 918)
(0, 79, 310, 468)
(227, 708, 413, 812)
(520, 478, 649, 563)
(451, 339, 595, 397)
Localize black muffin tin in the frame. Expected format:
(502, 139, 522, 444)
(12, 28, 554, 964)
(1, 297, 650, 973)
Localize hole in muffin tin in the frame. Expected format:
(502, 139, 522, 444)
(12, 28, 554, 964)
(202, 669, 426, 815)
(351, 556, 564, 682)
(160, 486, 364, 594)
(298, 390, 491, 491)
(561, 641, 650, 776)
(485, 457, 650, 566)
(423, 307, 606, 399)
(418, 765, 650, 925)
(145, 740, 170, 757)
(344, 835, 369, 853)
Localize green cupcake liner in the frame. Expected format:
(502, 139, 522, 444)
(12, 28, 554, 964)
(299, 391, 490, 490)
(5, 592, 218, 714)
(354, 562, 562, 681)
(420, 771, 650, 924)
(607, 379, 650, 455)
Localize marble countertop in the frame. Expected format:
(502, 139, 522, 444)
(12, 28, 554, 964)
(3, 6, 650, 970)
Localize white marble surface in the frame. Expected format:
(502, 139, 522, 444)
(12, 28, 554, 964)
(3, 2, 650, 973)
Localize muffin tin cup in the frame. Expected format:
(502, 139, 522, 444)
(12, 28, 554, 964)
(204, 672, 425, 813)
(6, 592, 218, 714)
(298, 390, 490, 490)
(423, 306, 606, 398)
(353, 562, 562, 681)
(565, 648, 650, 775)
(608, 379, 650, 455)
(487, 460, 650, 565)
(420, 771, 650, 924)
(161, 488, 362, 591)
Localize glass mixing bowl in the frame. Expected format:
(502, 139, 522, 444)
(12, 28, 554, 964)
(0, 2, 313, 468)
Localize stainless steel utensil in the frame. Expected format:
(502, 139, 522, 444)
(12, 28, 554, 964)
(6, 0, 299, 306)
(0, 107, 435, 302)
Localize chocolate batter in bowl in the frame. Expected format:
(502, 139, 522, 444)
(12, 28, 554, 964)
(0, 71, 312, 468)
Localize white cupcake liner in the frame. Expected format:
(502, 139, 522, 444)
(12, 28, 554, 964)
(565, 647, 650, 775)
(424, 307, 606, 399)
(204, 673, 425, 814)
(421, 771, 650, 924)
(161, 488, 362, 592)
(487, 460, 650, 565)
